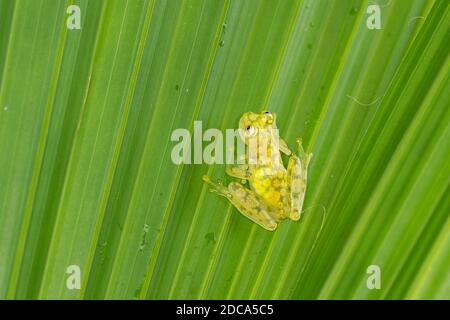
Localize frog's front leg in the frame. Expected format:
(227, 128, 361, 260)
(226, 164, 251, 180)
(278, 138, 292, 156)
(287, 139, 313, 221)
(225, 152, 251, 180)
(202, 176, 278, 231)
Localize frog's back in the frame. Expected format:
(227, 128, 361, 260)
(249, 166, 289, 217)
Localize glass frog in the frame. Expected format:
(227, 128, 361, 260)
(203, 111, 312, 231)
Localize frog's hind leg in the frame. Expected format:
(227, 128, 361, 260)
(227, 182, 278, 231)
(202, 175, 278, 231)
(287, 139, 313, 221)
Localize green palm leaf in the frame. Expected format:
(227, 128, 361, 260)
(0, 0, 448, 299)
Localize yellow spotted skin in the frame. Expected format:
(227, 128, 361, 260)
(203, 111, 312, 231)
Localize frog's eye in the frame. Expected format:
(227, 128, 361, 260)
(264, 112, 274, 124)
(246, 125, 256, 136)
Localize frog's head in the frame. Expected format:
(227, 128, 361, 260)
(238, 111, 277, 144)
